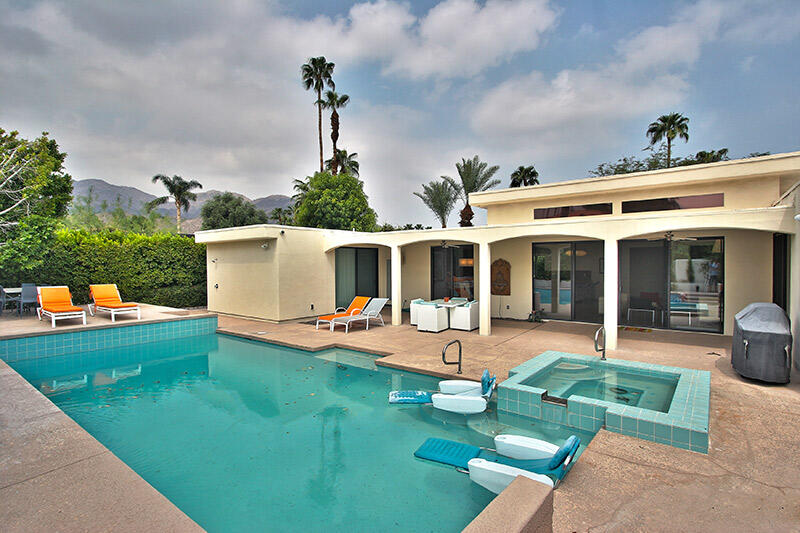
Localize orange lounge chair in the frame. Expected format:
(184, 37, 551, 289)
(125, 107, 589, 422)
(315, 296, 370, 332)
(88, 284, 141, 322)
(37, 286, 86, 328)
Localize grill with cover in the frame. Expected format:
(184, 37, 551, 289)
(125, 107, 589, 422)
(732, 303, 792, 384)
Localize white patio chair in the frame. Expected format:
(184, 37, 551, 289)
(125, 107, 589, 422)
(449, 300, 479, 331)
(417, 302, 448, 333)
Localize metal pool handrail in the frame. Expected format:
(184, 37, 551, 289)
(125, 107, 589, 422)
(442, 339, 462, 374)
(594, 326, 606, 361)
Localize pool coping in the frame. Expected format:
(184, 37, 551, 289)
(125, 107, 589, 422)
(0, 358, 202, 532)
(497, 351, 711, 453)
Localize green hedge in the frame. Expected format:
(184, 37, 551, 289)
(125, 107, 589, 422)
(0, 230, 206, 308)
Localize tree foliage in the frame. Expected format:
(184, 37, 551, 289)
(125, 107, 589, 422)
(0, 128, 72, 235)
(0, 229, 206, 307)
(268, 207, 294, 225)
(293, 172, 376, 231)
(376, 222, 431, 232)
(510, 165, 539, 187)
(414, 179, 459, 228)
(66, 188, 174, 234)
(200, 192, 269, 230)
(589, 144, 732, 177)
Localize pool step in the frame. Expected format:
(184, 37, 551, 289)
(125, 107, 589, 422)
(314, 349, 378, 371)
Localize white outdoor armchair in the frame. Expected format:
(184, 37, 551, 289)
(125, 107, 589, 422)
(416, 302, 448, 333)
(409, 298, 424, 325)
(449, 300, 479, 331)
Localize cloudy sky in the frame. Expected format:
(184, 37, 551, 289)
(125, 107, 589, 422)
(1, 0, 799, 226)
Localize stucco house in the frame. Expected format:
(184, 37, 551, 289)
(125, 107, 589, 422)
(195, 151, 800, 350)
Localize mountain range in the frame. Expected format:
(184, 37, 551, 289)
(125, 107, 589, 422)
(72, 179, 292, 233)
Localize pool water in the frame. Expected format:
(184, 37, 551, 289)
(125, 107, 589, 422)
(521, 362, 679, 412)
(10, 333, 592, 532)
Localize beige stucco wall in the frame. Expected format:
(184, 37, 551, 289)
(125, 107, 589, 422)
(277, 230, 334, 320)
(205, 240, 279, 319)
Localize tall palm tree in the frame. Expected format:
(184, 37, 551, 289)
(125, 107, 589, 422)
(301, 57, 335, 172)
(325, 149, 359, 177)
(646, 113, 690, 168)
(510, 165, 540, 187)
(445, 155, 500, 226)
(414, 179, 459, 228)
(147, 174, 202, 233)
(320, 90, 349, 174)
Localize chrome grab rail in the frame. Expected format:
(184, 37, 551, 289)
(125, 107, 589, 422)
(785, 345, 792, 369)
(594, 326, 606, 361)
(442, 339, 463, 374)
(743, 339, 749, 359)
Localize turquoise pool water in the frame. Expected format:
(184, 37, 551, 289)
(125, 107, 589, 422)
(534, 288, 571, 305)
(10, 333, 592, 532)
(521, 361, 679, 412)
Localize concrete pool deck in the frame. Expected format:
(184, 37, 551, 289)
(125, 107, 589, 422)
(2, 310, 798, 531)
(217, 312, 800, 532)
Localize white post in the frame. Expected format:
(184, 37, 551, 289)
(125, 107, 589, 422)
(391, 245, 403, 326)
(603, 238, 619, 350)
(479, 241, 492, 336)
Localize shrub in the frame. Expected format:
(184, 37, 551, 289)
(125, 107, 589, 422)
(0, 229, 206, 308)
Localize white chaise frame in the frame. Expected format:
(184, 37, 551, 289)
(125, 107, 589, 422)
(87, 284, 141, 322)
(36, 286, 87, 328)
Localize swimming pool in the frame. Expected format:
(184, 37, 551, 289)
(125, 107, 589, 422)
(7, 331, 592, 532)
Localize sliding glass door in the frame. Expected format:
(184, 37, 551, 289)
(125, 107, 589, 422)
(532, 242, 603, 323)
(619, 240, 668, 328)
(335, 247, 378, 308)
(619, 238, 724, 332)
(668, 238, 723, 332)
(431, 245, 474, 300)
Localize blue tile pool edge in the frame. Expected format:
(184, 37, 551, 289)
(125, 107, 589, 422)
(0, 316, 218, 363)
(498, 351, 710, 453)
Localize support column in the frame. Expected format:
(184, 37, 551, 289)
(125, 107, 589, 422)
(391, 245, 403, 326)
(603, 238, 619, 350)
(479, 241, 492, 336)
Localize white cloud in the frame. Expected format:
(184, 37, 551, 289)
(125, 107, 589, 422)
(471, 0, 724, 157)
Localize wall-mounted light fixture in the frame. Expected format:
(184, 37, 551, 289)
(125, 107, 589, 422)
(211, 258, 218, 263)
(261, 242, 270, 249)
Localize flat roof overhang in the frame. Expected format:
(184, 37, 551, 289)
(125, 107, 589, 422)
(469, 151, 800, 208)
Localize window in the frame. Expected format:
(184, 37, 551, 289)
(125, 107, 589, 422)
(622, 193, 723, 214)
(534, 203, 612, 219)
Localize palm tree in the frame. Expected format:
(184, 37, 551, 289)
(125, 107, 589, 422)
(510, 165, 540, 187)
(325, 149, 359, 177)
(147, 174, 202, 233)
(414, 179, 459, 228)
(320, 90, 349, 174)
(269, 206, 293, 225)
(292, 176, 311, 205)
(444, 155, 500, 226)
(646, 113, 689, 168)
(301, 57, 335, 172)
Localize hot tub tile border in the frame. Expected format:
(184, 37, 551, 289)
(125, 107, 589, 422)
(495, 350, 710, 453)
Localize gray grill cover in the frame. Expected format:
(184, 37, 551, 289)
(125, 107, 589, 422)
(732, 303, 792, 383)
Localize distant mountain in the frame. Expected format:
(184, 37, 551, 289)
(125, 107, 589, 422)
(71, 179, 292, 233)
